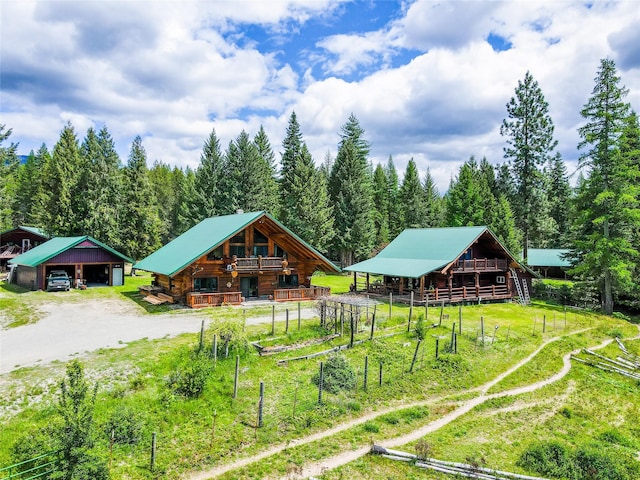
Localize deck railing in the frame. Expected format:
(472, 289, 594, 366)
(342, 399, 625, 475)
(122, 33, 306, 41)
(231, 257, 286, 271)
(424, 284, 510, 302)
(186, 291, 243, 308)
(273, 286, 330, 302)
(454, 258, 508, 272)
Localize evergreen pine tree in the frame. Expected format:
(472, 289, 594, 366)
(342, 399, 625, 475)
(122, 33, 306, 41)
(571, 59, 638, 314)
(399, 159, 426, 228)
(285, 143, 334, 251)
(194, 128, 224, 219)
(149, 161, 180, 244)
(372, 163, 390, 246)
(545, 152, 573, 247)
(121, 136, 161, 261)
(384, 156, 402, 238)
(423, 168, 444, 227)
(329, 115, 374, 265)
(0, 125, 19, 229)
(79, 126, 123, 248)
(253, 126, 279, 215)
(501, 71, 558, 260)
(175, 167, 201, 235)
(38, 122, 83, 236)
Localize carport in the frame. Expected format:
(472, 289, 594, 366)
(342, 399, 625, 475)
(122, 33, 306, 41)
(9, 236, 132, 291)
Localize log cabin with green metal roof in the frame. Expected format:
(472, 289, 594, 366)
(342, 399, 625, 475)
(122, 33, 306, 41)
(133, 211, 340, 307)
(344, 226, 534, 305)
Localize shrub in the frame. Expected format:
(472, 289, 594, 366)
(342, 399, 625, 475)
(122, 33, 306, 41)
(363, 421, 379, 433)
(103, 406, 144, 445)
(573, 446, 630, 480)
(167, 354, 212, 398)
(311, 353, 356, 394)
(517, 441, 575, 478)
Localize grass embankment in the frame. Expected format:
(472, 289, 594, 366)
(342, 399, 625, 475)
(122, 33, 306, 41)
(1, 295, 633, 479)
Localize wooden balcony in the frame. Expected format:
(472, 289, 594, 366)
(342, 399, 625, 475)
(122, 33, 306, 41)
(229, 256, 288, 272)
(424, 284, 511, 303)
(186, 291, 243, 308)
(273, 286, 330, 302)
(453, 258, 508, 272)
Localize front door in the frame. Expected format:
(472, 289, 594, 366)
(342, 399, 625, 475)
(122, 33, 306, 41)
(112, 267, 123, 286)
(240, 276, 259, 298)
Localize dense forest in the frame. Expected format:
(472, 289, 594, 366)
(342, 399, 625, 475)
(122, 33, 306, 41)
(1, 59, 638, 314)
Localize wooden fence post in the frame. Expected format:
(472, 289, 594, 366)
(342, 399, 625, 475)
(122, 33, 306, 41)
(492, 325, 499, 345)
(389, 292, 393, 318)
(480, 316, 485, 346)
(435, 338, 440, 359)
(408, 291, 414, 332)
(212, 334, 218, 365)
(450, 323, 456, 351)
(379, 362, 383, 386)
(543, 315, 546, 333)
(285, 308, 289, 333)
(271, 305, 275, 335)
(364, 355, 369, 391)
(410, 340, 421, 372)
(369, 305, 376, 340)
(258, 381, 264, 428)
(233, 355, 240, 399)
(150, 432, 157, 472)
(458, 305, 462, 334)
(318, 362, 324, 404)
(198, 320, 205, 352)
(298, 302, 301, 331)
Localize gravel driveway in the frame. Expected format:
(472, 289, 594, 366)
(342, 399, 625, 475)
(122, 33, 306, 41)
(0, 299, 317, 374)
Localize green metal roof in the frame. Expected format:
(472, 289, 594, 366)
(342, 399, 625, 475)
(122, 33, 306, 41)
(9, 236, 133, 267)
(345, 226, 500, 278)
(0, 225, 48, 238)
(526, 249, 571, 268)
(133, 211, 339, 277)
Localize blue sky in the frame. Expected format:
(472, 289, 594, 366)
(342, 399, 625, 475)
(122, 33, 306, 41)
(1, 0, 639, 191)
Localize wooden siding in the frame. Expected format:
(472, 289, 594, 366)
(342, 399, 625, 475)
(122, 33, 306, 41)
(153, 222, 326, 304)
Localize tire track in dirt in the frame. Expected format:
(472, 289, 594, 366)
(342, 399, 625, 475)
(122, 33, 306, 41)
(186, 326, 627, 480)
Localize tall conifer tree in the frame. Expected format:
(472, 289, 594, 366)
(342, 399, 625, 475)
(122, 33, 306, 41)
(571, 59, 638, 314)
(501, 71, 557, 260)
(399, 159, 426, 228)
(121, 136, 161, 260)
(38, 123, 82, 236)
(384, 156, 402, 238)
(372, 163, 390, 247)
(194, 128, 224, 219)
(423, 168, 443, 227)
(329, 115, 374, 265)
(0, 125, 19, 229)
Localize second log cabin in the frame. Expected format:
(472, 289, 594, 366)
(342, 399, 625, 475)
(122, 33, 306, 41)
(344, 226, 534, 305)
(133, 211, 340, 307)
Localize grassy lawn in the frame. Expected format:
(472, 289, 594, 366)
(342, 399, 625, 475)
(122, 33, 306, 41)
(1, 294, 635, 479)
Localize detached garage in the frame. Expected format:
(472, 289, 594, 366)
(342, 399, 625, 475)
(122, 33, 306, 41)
(9, 236, 133, 291)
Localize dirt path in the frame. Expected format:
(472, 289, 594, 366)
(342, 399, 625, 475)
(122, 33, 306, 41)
(0, 299, 316, 374)
(186, 326, 621, 480)
(297, 328, 640, 479)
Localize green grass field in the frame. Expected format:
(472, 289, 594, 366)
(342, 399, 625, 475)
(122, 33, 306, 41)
(1, 277, 638, 479)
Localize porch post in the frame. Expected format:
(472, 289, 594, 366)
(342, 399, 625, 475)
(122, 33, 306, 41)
(448, 272, 453, 298)
(366, 273, 370, 292)
(419, 276, 425, 301)
(399, 277, 404, 295)
(475, 272, 480, 297)
(506, 269, 512, 295)
(353, 271, 357, 292)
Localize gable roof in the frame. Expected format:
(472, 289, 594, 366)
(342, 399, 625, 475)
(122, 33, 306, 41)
(10, 236, 133, 267)
(1, 225, 48, 239)
(133, 211, 340, 277)
(527, 248, 571, 268)
(344, 226, 519, 278)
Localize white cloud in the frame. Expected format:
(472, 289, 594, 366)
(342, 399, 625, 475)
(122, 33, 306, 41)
(1, 0, 639, 195)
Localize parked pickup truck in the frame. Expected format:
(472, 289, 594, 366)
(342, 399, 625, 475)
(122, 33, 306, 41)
(46, 270, 71, 292)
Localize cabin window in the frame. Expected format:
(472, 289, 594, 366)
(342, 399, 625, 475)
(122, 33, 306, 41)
(278, 274, 298, 288)
(230, 230, 246, 257)
(194, 277, 218, 292)
(463, 248, 472, 260)
(207, 245, 223, 260)
(253, 228, 269, 257)
(274, 244, 286, 258)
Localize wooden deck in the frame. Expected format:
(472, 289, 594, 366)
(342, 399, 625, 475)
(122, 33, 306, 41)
(453, 258, 508, 272)
(231, 256, 288, 272)
(273, 286, 330, 301)
(186, 291, 243, 308)
(361, 284, 512, 305)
